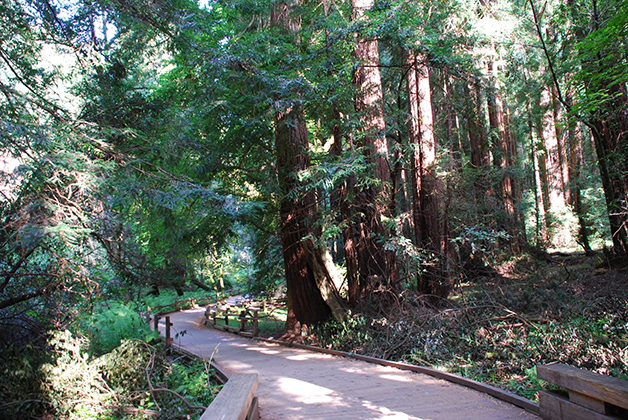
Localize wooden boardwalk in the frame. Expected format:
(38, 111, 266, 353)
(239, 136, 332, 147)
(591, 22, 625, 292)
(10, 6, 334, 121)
(161, 308, 539, 420)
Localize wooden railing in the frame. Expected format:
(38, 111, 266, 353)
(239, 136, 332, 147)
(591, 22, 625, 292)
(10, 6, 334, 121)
(170, 345, 259, 420)
(199, 373, 259, 420)
(148, 295, 216, 315)
(537, 363, 628, 419)
(205, 305, 259, 337)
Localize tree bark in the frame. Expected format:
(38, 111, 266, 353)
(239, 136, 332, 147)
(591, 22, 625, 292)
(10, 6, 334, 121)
(272, 1, 345, 328)
(352, 0, 397, 290)
(487, 60, 523, 248)
(407, 52, 450, 298)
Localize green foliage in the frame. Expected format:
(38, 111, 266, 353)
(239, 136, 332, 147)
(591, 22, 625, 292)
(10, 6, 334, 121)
(39, 331, 221, 419)
(314, 313, 374, 352)
(99, 340, 151, 393)
(0, 343, 51, 418)
(256, 306, 288, 336)
(76, 302, 158, 354)
(42, 330, 113, 417)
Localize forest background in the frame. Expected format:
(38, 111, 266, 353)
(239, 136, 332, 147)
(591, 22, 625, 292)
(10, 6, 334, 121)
(0, 0, 627, 417)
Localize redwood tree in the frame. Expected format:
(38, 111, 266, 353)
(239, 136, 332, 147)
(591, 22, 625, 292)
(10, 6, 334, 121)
(351, 0, 397, 291)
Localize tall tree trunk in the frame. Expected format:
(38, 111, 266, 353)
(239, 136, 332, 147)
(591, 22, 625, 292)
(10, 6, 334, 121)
(564, 0, 628, 255)
(407, 52, 450, 298)
(352, 0, 396, 290)
(569, 118, 593, 253)
(487, 60, 522, 249)
(275, 103, 332, 328)
(551, 85, 570, 202)
(272, 1, 344, 328)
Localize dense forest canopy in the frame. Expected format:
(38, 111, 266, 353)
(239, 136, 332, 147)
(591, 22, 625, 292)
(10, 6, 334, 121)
(0, 0, 626, 358)
(1, 0, 627, 416)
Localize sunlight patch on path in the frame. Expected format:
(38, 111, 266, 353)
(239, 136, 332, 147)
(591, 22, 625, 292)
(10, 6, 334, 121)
(379, 374, 413, 383)
(361, 400, 432, 420)
(278, 377, 348, 406)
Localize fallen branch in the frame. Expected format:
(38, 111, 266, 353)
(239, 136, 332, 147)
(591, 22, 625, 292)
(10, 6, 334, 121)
(148, 388, 206, 411)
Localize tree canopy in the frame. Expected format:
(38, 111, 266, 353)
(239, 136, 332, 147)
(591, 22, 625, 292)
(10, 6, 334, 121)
(0, 0, 626, 339)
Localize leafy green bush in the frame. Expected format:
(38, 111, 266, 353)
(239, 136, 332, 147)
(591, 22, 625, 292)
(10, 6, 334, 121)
(39, 331, 221, 419)
(42, 330, 113, 418)
(0, 343, 51, 418)
(142, 289, 217, 314)
(77, 301, 158, 354)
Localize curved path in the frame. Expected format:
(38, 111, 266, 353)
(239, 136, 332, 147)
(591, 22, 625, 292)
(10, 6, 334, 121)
(160, 308, 539, 420)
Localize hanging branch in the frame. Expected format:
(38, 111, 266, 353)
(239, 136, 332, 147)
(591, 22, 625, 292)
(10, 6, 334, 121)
(528, 0, 603, 139)
(528, 0, 571, 113)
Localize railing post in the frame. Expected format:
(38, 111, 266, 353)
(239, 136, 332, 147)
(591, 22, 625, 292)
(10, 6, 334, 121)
(153, 315, 160, 333)
(253, 311, 259, 337)
(239, 310, 246, 332)
(165, 316, 173, 348)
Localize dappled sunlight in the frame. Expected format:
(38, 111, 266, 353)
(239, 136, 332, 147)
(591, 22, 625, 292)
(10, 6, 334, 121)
(379, 374, 413, 383)
(221, 360, 254, 371)
(278, 377, 347, 406)
(362, 400, 432, 420)
(246, 346, 281, 355)
(161, 310, 539, 420)
(285, 352, 331, 361)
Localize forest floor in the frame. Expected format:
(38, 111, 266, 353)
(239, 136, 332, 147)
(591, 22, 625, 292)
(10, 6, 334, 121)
(256, 251, 628, 402)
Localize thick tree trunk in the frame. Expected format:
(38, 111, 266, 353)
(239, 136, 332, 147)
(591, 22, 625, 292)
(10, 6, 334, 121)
(352, 0, 396, 290)
(272, 1, 345, 328)
(275, 104, 332, 328)
(407, 52, 450, 298)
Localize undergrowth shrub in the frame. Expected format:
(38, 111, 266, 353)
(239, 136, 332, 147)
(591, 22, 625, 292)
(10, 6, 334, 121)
(0, 344, 51, 418)
(77, 301, 158, 354)
(40, 330, 221, 419)
(42, 330, 113, 418)
(312, 259, 628, 402)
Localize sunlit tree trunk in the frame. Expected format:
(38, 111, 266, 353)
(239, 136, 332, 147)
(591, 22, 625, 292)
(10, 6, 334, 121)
(352, 0, 396, 290)
(407, 52, 450, 298)
(551, 85, 570, 202)
(540, 85, 568, 212)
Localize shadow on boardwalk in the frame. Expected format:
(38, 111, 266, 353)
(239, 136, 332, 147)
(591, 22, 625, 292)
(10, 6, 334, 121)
(160, 308, 539, 420)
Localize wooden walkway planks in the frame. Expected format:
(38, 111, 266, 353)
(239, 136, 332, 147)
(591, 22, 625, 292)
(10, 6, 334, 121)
(161, 308, 540, 420)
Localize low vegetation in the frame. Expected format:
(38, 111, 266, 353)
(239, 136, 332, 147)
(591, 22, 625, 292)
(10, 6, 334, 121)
(1, 293, 223, 420)
(298, 252, 628, 401)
